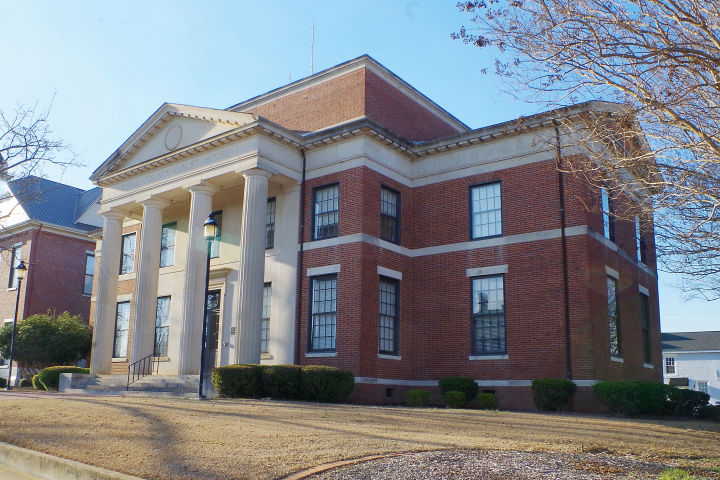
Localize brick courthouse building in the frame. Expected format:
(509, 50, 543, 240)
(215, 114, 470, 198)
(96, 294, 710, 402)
(87, 56, 661, 409)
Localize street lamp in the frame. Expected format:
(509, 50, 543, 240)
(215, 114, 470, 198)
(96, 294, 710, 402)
(6, 260, 27, 390)
(198, 212, 217, 398)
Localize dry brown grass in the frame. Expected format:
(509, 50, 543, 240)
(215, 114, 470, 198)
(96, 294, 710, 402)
(0, 394, 718, 479)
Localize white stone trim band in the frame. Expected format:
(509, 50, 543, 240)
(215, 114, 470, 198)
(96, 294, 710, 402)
(466, 265, 508, 277)
(605, 266, 620, 280)
(354, 377, 601, 387)
(638, 284, 649, 295)
(307, 264, 341, 277)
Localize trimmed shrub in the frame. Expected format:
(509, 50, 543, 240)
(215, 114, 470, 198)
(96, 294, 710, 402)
(444, 390, 466, 409)
(300, 366, 354, 403)
(18, 378, 31, 387)
(0, 377, 6, 388)
(211, 364, 263, 398)
(698, 404, 720, 421)
(405, 389, 430, 407)
(532, 378, 576, 411)
(32, 374, 44, 390)
(593, 381, 673, 415)
(36, 366, 89, 391)
(474, 392, 498, 410)
(261, 365, 302, 399)
(438, 377, 478, 405)
(667, 388, 710, 416)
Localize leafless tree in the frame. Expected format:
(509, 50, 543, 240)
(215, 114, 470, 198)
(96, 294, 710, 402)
(454, 0, 720, 299)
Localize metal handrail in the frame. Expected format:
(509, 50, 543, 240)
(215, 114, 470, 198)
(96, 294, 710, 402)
(126, 353, 159, 389)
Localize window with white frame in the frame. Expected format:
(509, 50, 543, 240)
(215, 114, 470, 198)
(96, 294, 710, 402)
(83, 253, 95, 295)
(209, 211, 222, 259)
(265, 199, 276, 249)
(309, 274, 337, 351)
(8, 244, 22, 288)
(472, 275, 506, 354)
(120, 233, 136, 274)
(665, 356, 675, 374)
(471, 182, 502, 239)
(378, 276, 398, 354)
(313, 184, 339, 240)
(607, 276, 621, 356)
(380, 187, 400, 243)
(113, 301, 130, 358)
(697, 381, 709, 395)
(154, 296, 171, 357)
(261, 283, 271, 354)
(159, 223, 176, 267)
(601, 186, 615, 242)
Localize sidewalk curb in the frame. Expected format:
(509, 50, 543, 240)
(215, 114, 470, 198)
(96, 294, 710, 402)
(0, 442, 144, 480)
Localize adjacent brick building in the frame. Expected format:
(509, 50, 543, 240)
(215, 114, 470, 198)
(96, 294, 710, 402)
(87, 55, 661, 409)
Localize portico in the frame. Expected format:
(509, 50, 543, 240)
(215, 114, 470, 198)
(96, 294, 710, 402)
(88, 104, 302, 376)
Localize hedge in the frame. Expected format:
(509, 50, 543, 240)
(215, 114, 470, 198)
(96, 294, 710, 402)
(36, 366, 89, 391)
(667, 388, 710, 417)
(405, 389, 429, 407)
(438, 377, 478, 405)
(531, 378, 576, 411)
(474, 392, 498, 410)
(698, 404, 720, 421)
(212, 364, 354, 403)
(18, 378, 31, 387)
(32, 374, 44, 390)
(0, 376, 6, 388)
(593, 381, 674, 415)
(444, 391, 466, 408)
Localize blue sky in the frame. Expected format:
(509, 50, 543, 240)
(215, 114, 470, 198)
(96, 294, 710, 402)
(0, 1, 715, 332)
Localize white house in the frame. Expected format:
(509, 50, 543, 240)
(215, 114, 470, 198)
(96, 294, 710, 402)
(662, 331, 720, 405)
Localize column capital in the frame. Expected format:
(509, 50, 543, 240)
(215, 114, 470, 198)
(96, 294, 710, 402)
(140, 197, 170, 210)
(99, 209, 127, 220)
(187, 182, 219, 196)
(241, 168, 273, 180)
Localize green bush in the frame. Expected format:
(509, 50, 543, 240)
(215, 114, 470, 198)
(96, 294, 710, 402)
(261, 364, 302, 399)
(31, 374, 44, 390)
(300, 366, 354, 403)
(405, 389, 430, 407)
(474, 392, 498, 410)
(438, 377, 478, 405)
(444, 391, 466, 408)
(18, 378, 31, 387)
(532, 378, 576, 411)
(211, 364, 263, 398)
(698, 404, 720, 421)
(36, 366, 89, 391)
(593, 381, 674, 415)
(0, 376, 6, 388)
(667, 388, 710, 416)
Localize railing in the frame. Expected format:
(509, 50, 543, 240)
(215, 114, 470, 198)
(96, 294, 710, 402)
(127, 353, 159, 390)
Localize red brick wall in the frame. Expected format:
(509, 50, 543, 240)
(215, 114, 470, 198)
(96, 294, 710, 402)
(0, 231, 33, 321)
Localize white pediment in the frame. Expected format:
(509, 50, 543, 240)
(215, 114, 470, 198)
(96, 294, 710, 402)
(93, 104, 257, 181)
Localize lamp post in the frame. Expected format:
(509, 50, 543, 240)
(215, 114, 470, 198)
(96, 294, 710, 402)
(198, 212, 217, 398)
(6, 260, 27, 390)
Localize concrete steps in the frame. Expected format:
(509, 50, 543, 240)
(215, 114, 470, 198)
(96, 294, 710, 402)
(59, 373, 217, 398)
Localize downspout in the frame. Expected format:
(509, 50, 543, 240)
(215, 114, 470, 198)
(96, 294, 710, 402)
(23, 224, 43, 317)
(553, 122, 573, 381)
(294, 149, 307, 365)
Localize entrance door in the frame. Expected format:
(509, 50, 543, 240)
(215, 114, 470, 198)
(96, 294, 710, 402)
(205, 290, 221, 368)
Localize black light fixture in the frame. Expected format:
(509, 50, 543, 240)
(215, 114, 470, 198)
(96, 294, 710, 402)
(198, 213, 217, 398)
(6, 260, 27, 390)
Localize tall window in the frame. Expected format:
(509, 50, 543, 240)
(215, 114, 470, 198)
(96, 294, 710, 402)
(313, 184, 339, 240)
(120, 233, 136, 274)
(378, 277, 398, 354)
(697, 381, 709, 395)
(665, 357, 675, 374)
(8, 244, 22, 288)
(261, 283, 271, 354)
(607, 276, 621, 356)
(601, 187, 615, 242)
(640, 293, 651, 363)
(265, 198, 276, 249)
(635, 216, 647, 263)
(209, 211, 222, 259)
(159, 223, 176, 267)
(471, 182, 502, 239)
(113, 301, 130, 358)
(472, 275, 506, 354)
(154, 296, 171, 357)
(310, 274, 337, 351)
(380, 187, 400, 243)
(83, 253, 95, 295)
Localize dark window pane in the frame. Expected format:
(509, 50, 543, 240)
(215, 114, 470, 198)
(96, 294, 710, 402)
(266, 199, 276, 249)
(310, 275, 337, 351)
(313, 185, 339, 240)
(471, 183, 502, 239)
(379, 277, 398, 354)
(471, 275, 506, 354)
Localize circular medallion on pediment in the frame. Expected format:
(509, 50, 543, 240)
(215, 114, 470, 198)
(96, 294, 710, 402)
(164, 124, 183, 151)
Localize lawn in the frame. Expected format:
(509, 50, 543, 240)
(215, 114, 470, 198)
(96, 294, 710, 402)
(0, 394, 718, 479)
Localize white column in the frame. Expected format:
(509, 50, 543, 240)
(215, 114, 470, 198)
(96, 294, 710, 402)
(235, 168, 272, 364)
(90, 211, 125, 374)
(178, 183, 217, 374)
(129, 198, 168, 364)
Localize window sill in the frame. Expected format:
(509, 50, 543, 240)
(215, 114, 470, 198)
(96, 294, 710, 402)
(610, 356, 624, 363)
(118, 273, 136, 281)
(261, 353, 273, 360)
(6, 287, 17, 292)
(155, 356, 170, 362)
(82, 293, 91, 298)
(377, 353, 401, 360)
(305, 352, 337, 358)
(469, 354, 508, 360)
(112, 357, 127, 363)
(643, 362, 654, 369)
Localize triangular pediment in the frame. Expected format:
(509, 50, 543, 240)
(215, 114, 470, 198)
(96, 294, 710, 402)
(92, 104, 257, 181)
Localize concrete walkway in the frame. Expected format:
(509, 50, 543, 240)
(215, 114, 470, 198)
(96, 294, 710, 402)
(0, 463, 44, 480)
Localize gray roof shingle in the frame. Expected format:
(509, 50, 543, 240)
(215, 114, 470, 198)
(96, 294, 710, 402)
(662, 331, 720, 352)
(7, 176, 100, 233)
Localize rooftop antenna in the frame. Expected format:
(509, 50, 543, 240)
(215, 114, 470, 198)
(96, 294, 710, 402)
(310, 20, 315, 74)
